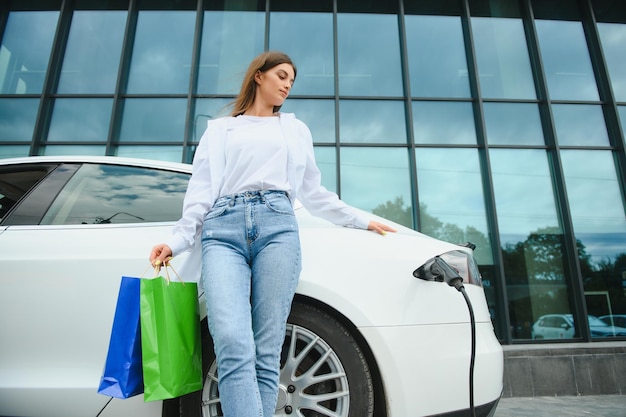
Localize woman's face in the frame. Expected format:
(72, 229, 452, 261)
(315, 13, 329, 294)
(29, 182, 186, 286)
(255, 63, 295, 108)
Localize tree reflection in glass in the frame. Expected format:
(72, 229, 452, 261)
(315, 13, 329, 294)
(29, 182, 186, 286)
(561, 150, 626, 338)
(339, 148, 411, 226)
(490, 149, 573, 340)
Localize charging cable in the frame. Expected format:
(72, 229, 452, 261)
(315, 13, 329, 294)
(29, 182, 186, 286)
(414, 256, 477, 417)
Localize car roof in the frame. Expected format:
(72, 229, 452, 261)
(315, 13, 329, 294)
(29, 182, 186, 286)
(0, 155, 192, 174)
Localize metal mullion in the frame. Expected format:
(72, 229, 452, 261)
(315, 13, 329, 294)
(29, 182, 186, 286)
(461, 0, 511, 343)
(182, 0, 204, 163)
(0, 2, 9, 46)
(524, 0, 591, 341)
(397, 0, 418, 230)
(333, 0, 341, 197)
(107, 0, 138, 156)
(30, 0, 72, 156)
(264, 0, 270, 50)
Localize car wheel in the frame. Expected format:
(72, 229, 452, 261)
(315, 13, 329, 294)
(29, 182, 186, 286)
(165, 301, 374, 417)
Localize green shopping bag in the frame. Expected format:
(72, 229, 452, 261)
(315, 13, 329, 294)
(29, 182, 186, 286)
(140, 267, 203, 402)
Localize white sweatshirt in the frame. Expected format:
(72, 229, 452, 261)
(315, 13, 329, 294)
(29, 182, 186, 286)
(166, 112, 370, 256)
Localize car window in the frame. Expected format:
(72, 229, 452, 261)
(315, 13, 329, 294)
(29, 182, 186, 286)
(40, 163, 189, 225)
(544, 316, 565, 328)
(0, 166, 52, 222)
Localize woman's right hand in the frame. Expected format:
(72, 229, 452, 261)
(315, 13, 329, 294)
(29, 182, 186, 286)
(150, 243, 173, 269)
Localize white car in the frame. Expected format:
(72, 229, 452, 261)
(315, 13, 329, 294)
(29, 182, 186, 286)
(0, 156, 503, 417)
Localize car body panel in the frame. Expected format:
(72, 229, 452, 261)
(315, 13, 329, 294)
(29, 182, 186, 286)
(0, 156, 502, 417)
(599, 314, 626, 329)
(360, 321, 503, 417)
(0, 223, 195, 417)
(296, 213, 493, 327)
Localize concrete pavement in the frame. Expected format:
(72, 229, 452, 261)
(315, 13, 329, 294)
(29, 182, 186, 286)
(494, 395, 626, 417)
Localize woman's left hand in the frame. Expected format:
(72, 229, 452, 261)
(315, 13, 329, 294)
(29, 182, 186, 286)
(367, 220, 397, 235)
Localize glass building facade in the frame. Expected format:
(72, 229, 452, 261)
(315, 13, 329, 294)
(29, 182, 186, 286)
(1, 0, 625, 345)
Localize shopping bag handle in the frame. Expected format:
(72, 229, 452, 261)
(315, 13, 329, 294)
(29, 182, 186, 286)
(161, 261, 184, 286)
(142, 259, 185, 286)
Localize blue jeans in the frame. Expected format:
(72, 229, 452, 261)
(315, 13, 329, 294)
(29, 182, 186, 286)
(201, 190, 302, 417)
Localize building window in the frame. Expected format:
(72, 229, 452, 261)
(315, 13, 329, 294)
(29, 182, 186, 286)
(561, 150, 626, 339)
(471, 17, 536, 99)
(126, 11, 195, 94)
(483, 103, 544, 145)
(198, 11, 265, 95)
(47, 98, 113, 143)
(0, 98, 39, 142)
(0, 11, 59, 95)
(405, 14, 470, 98)
(597, 23, 626, 102)
(490, 148, 572, 340)
(534, 19, 599, 101)
(269, 12, 334, 96)
(339, 100, 407, 144)
(340, 147, 412, 228)
(415, 148, 492, 266)
(56, 11, 127, 94)
(552, 104, 610, 146)
(337, 13, 403, 97)
(412, 101, 477, 145)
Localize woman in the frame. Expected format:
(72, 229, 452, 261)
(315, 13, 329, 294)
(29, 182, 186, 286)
(150, 51, 395, 417)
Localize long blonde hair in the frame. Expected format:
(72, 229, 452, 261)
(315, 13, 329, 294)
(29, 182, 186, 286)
(230, 51, 297, 117)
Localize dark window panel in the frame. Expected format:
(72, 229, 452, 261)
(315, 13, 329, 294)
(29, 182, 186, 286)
(270, 0, 333, 12)
(592, 0, 626, 23)
(337, 0, 398, 14)
(204, 0, 265, 11)
(404, 0, 463, 16)
(469, 0, 523, 18)
(6, 0, 62, 11)
(73, 0, 129, 10)
(136, 0, 197, 10)
(531, 0, 582, 21)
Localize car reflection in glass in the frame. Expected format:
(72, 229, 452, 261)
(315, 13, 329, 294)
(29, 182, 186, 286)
(532, 313, 626, 339)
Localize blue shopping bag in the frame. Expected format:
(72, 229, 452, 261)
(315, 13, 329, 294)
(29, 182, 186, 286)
(97, 276, 144, 399)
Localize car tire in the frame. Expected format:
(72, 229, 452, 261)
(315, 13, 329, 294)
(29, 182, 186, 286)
(164, 301, 375, 417)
